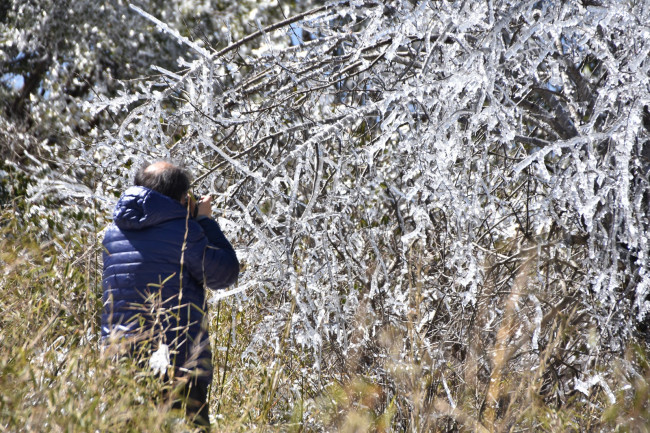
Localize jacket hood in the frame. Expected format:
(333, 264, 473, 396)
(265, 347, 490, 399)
(113, 186, 187, 230)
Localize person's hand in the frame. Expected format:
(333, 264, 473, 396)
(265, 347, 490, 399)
(197, 195, 213, 218)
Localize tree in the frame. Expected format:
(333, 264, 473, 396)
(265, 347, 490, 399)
(0, 0, 289, 172)
(0, 0, 291, 234)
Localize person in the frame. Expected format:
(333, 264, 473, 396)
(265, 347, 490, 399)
(101, 161, 239, 430)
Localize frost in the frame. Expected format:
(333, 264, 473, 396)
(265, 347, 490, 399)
(149, 344, 170, 377)
(574, 374, 616, 405)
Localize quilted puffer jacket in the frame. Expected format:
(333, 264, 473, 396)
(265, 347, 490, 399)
(101, 186, 239, 383)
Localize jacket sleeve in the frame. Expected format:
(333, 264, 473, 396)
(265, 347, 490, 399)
(185, 217, 239, 290)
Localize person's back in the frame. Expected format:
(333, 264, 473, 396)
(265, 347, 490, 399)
(101, 161, 239, 429)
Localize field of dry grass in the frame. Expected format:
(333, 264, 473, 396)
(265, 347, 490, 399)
(0, 185, 648, 432)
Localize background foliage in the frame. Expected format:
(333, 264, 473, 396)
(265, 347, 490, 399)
(1, 0, 649, 431)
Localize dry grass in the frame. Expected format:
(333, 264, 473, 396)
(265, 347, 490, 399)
(1, 202, 648, 432)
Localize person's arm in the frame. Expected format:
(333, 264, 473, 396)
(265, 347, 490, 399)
(196, 216, 234, 251)
(186, 196, 239, 289)
(199, 216, 239, 287)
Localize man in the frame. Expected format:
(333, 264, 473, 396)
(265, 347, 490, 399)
(101, 161, 239, 429)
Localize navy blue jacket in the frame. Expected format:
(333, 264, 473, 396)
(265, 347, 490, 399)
(101, 186, 239, 383)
